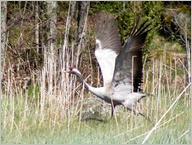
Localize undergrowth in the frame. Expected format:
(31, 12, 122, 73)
(1, 36, 191, 143)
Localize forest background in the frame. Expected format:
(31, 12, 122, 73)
(1, 1, 191, 144)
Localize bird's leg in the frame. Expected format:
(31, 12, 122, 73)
(138, 112, 151, 122)
(127, 105, 151, 122)
(111, 104, 116, 118)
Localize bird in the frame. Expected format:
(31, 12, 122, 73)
(69, 12, 151, 120)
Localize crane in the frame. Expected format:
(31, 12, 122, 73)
(69, 12, 151, 120)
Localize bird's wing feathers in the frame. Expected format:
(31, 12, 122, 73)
(111, 19, 150, 93)
(95, 12, 122, 88)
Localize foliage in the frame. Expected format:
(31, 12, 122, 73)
(89, 1, 164, 56)
(1, 1, 191, 144)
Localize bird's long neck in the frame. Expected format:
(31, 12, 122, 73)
(73, 72, 105, 98)
(74, 72, 89, 90)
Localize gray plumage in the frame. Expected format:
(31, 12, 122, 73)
(69, 12, 151, 120)
(96, 13, 121, 54)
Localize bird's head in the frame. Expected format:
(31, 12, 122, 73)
(68, 65, 81, 75)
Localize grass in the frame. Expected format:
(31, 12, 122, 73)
(2, 3, 191, 143)
(1, 33, 191, 144)
(1, 100, 190, 144)
(1, 80, 191, 143)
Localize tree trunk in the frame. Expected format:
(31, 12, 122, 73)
(1, 1, 7, 59)
(46, 1, 57, 94)
(1, 1, 7, 90)
(184, 24, 191, 85)
(173, 11, 191, 85)
(75, 1, 90, 67)
(35, 1, 40, 53)
(46, 1, 57, 48)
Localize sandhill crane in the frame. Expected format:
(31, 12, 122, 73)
(69, 12, 151, 120)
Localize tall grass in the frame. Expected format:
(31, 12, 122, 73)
(2, 36, 191, 143)
(1, 7, 191, 142)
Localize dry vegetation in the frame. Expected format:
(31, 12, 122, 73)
(1, 1, 191, 144)
(2, 33, 191, 143)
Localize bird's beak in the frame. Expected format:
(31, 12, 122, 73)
(66, 68, 72, 73)
(67, 69, 70, 73)
(62, 69, 69, 73)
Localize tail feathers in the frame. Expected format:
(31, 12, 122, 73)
(123, 92, 151, 121)
(138, 112, 151, 122)
(138, 93, 154, 102)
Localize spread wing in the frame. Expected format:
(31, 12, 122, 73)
(95, 12, 122, 88)
(110, 19, 151, 93)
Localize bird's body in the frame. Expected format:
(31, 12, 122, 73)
(69, 12, 151, 119)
